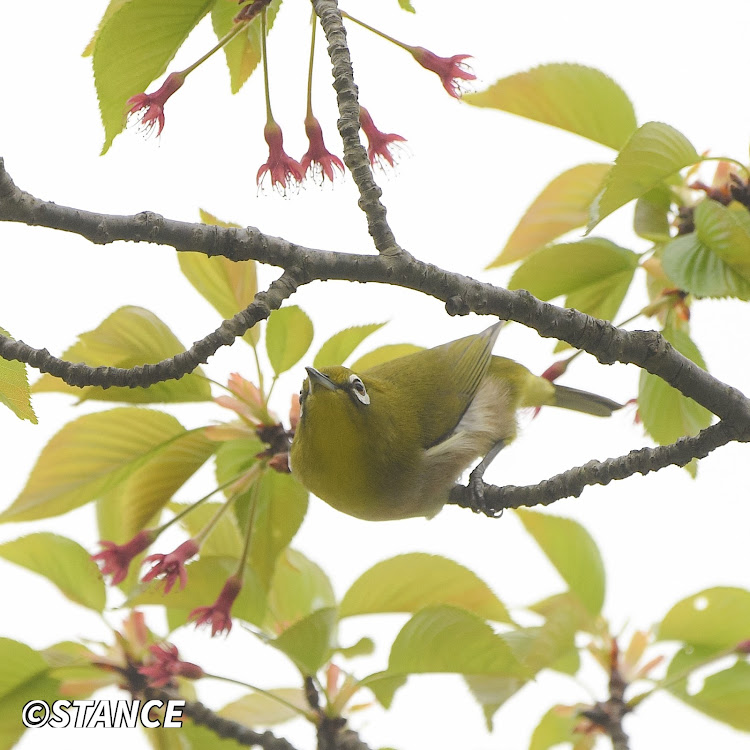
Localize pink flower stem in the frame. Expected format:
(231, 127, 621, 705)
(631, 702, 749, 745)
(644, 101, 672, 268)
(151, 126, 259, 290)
(154, 471, 249, 536)
(260, 10, 274, 123)
(180, 18, 250, 78)
(306, 12, 318, 117)
(340, 11, 411, 53)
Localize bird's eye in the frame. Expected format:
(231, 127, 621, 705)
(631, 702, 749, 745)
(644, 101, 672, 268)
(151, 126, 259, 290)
(348, 374, 370, 405)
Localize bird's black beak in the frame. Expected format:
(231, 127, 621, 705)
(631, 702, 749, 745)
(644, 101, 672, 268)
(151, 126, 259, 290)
(305, 367, 337, 392)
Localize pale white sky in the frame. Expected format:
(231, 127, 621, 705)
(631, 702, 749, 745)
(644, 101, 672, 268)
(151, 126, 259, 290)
(1, 2, 749, 749)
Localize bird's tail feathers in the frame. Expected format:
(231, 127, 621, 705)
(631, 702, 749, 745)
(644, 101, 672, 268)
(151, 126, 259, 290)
(553, 384, 623, 417)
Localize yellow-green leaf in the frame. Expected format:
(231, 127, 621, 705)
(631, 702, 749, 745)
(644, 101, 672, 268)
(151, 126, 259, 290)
(313, 323, 386, 369)
(530, 706, 595, 750)
(349, 344, 423, 372)
(0, 639, 48, 702)
(340, 553, 512, 623)
(590, 122, 699, 229)
(658, 587, 750, 649)
(219, 688, 307, 727)
(489, 163, 611, 267)
(0, 673, 60, 750)
(464, 64, 636, 149)
(662, 199, 750, 300)
(178, 210, 260, 346)
(33, 306, 211, 403)
(388, 606, 528, 677)
(0, 533, 105, 612)
(509, 238, 638, 322)
(265, 306, 314, 376)
(273, 607, 338, 675)
(661, 233, 750, 300)
(117, 430, 216, 538)
(665, 648, 750, 731)
(0, 326, 36, 423)
(517, 510, 605, 616)
(0, 408, 187, 523)
(245, 471, 309, 590)
(638, 327, 712, 446)
(465, 674, 526, 730)
(265, 548, 336, 632)
(211, 0, 282, 94)
(94, 0, 215, 153)
(634, 184, 673, 241)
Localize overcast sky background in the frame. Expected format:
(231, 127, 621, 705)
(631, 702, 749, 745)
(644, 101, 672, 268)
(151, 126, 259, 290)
(1, 1, 750, 749)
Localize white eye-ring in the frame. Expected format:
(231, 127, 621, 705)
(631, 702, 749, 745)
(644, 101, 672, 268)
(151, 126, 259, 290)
(349, 374, 370, 405)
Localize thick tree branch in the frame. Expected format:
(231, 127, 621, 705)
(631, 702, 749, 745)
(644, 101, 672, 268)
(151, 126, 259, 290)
(449, 421, 739, 515)
(0, 267, 304, 388)
(145, 688, 299, 750)
(1, 160, 749, 508)
(311, 0, 404, 257)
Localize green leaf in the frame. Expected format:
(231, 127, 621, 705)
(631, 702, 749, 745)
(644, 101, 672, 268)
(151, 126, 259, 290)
(590, 122, 699, 229)
(634, 184, 673, 241)
(0, 533, 105, 612)
(0, 327, 36, 423)
(340, 553, 512, 623)
(662, 200, 750, 299)
(0, 639, 48, 702)
(464, 64, 636, 149)
(117, 430, 216, 538)
(94, 0, 215, 153)
(215, 437, 265, 488)
(638, 326, 712, 445)
(666, 648, 750, 731)
(211, 0, 283, 94)
(178, 209, 260, 346)
(358, 672, 407, 709)
(529, 706, 594, 750)
(349, 344, 423, 372)
(658, 587, 750, 649)
(172, 500, 243, 559)
(388, 606, 528, 677)
(662, 234, 750, 300)
(313, 323, 386, 369)
(265, 306, 314, 376)
(489, 163, 611, 267)
(397, 0, 416, 11)
(33, 306, 211, 403)
(219, 688, 307, 727)
(464, 674, 526, 730)
(83, 0, 131, 57)
(246, 471, 309, 590)
(0, 408, 189, 523)
(522, 595, 586, 669)
(509, 238, 638, 321)
(0, 673, 60, 750)
(273, 607, 338, 675)
(517, 510, 605, 616)
(265, 548, 336, 632)
(132, 556, 267, 628)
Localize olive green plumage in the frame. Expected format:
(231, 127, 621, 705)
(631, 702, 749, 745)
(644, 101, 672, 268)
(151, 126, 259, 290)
(289, 322, 621, 521)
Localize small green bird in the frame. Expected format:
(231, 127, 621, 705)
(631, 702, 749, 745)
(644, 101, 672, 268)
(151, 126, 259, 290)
(290, 322, 622, 521)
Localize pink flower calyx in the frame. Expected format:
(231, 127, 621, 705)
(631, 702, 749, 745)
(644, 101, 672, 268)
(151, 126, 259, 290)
(141, 538, 200, 594)
(409, 47, 476, 98)
(359, 107, 406, 169)
(126, 72, 186, 137)
(138, 643, 205, 688)
(257, 120, 304, 193)
(301, 114, 344, 184)
(92, 530, 155, 585)
(189, 575, 243, 636)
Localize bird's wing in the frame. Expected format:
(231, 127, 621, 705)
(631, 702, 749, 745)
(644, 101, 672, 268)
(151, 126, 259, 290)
(364, 322, 503, 448)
